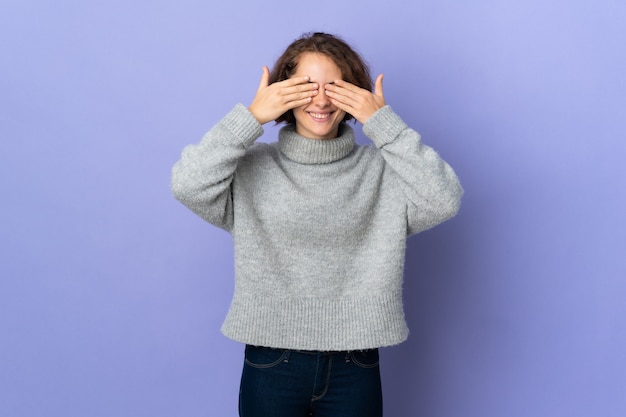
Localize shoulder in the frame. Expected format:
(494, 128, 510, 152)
(351, 143, 384, 163)
(239, 141, 281, 169)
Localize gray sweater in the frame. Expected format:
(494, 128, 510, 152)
(171, 103, 463, 351)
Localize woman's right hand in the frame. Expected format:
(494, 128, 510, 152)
(248, 66, 319, 125)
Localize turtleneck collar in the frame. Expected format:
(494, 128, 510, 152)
(278, 124, 355, 165)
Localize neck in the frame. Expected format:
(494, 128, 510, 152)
(278, 124, 355, 164)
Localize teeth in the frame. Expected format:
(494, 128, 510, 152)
(311, 113, 330, 119)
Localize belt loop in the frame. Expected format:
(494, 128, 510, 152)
(344, 351, 351, 363)
(283, 350, 291, 363)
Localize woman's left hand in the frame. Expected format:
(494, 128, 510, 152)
(324, 74, 386, 124)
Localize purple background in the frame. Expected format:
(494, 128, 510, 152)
(1, 1, 625, 416)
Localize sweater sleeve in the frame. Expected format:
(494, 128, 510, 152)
(171, 104, 264, 231)
(363, 105, 463, 236)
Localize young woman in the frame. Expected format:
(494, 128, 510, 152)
(172, 32, 463, 417)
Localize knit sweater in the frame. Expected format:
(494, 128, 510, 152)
(171, 104, 463, 351)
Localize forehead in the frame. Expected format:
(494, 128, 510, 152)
(292, 52, 342, 79)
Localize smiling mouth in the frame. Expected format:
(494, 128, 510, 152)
(309, 112, 333, 121)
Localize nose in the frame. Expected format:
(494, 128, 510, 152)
(312, 87, 331, 107)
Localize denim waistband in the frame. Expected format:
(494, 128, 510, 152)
(247, 344, 377, 356)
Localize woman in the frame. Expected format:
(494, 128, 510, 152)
(172, 32, 463, 417)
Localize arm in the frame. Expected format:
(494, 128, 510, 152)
(170, 104, 263, 231)
(363, 106, 463, 235)
(171, 68, 318, 230)
(326, 75, 463, 235)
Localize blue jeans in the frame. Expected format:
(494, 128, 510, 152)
(239, 345, 383, 417)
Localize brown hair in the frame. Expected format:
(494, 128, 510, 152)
(269, 32, 372, 125)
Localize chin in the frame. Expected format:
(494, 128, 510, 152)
(295, 113, 345, 140)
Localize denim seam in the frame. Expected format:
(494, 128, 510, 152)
(244, 351, 288, 369)
(350, 352, 380, 369)
(311, 356, 332, 402)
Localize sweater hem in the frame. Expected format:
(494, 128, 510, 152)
(220, 291, 409, 351)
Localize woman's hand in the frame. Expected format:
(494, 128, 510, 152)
(325, 74, 386, 124)
(248, 66, 319, 125)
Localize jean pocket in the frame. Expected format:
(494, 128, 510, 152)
(244, 345, 288, 369)
(350, 349, 380, 369)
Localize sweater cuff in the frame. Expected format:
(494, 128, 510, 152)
(221, 103, 264, 148)
(363, 105, 409, 148)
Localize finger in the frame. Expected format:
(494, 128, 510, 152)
(374, 74, 384, 98)
(281, 75, 311, 87)
(328, 97, 352, 114)
(327, 80, 370, 101)
(331, 79, 359, 90)
(325, 85, 361, 107)
(289, 80, 319, 90)
(275, 82, 318, 104)
(289, 96, 315, 108)
(325, 87, 355, 111)
(257, 66, 270, 91)
(283, 88, 318, 104)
